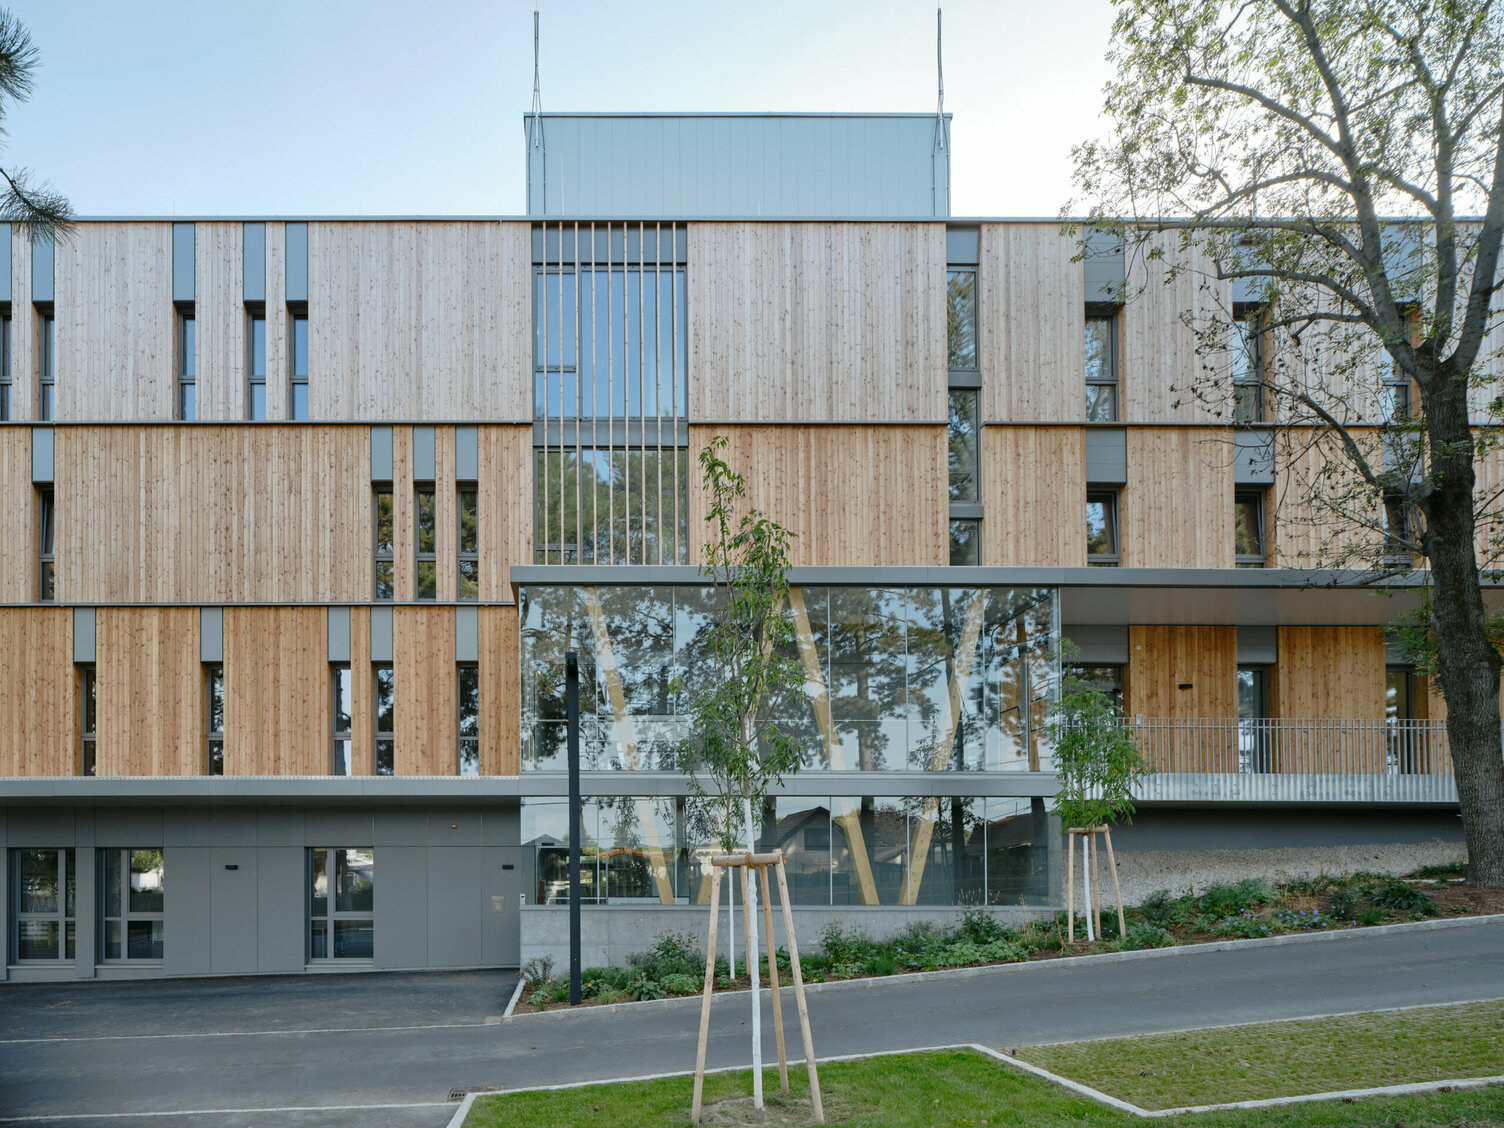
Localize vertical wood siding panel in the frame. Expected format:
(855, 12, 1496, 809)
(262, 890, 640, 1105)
(982, 427, 1086, 565)
(223, 607, 327, 775)
(11, 229, 33, 420)
(394, 606, 456, 776)
(1271, 427, 1380, 566)
(265, 223, 288, 420)
(478, 425, 532, 599)
(0, 608, 74, 774)
(196, 222, 244, 421)
(980, 224, 1084, 422)
(1127, 625, 1238, 721)
(350, 607, 373, 775)
(1275, 626, 1386, 719)
(0, 428, 32, 601)
(435, 426, 457, 601)
(392, 425, 414, 601)
(1122, 233, 1228, 423)
(1124, 428, 1234, 568)
(95, 608, 200, 776)
(479, 605, 520, 776)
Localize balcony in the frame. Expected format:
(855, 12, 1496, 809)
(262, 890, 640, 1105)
(1122, 718, 1466, 805)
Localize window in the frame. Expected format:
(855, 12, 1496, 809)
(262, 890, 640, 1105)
(1238, 666, 1271, 772)
(1387, 666, 1425, 773)
(947, 267, 978, 371)
(1381, 347, 1411, 423)
(331, 664, 352, 775)
(1231, 311, 1265, 423)
(373, 663, 394, 775)
(1086, 491, 1120, 565)
(373, 488, 394, 599)
(415, 484, 437, 600)
(247, 314, 266, 421)
(948, 390, 979, 502)
(80, 665, 96, 776)
(458, 664, 480, 776)
(39, 313, 54, 420)
(205, 664, 224, 775)
(1234, 491, 1267, 566)
(534, 448, 690, 565)
(177, 312, 196, 421)
(949, 518, 980, 565)
(458, 486, 479, 599)
(1070, 665, 1123, 713)
(1, 314, 10, 420)
(1085, 315, 1118, 421)
(37, 486, 53, 602)
(100, 848, 164, 961)
(12, 848, 75, 961)
(289, 313, 308, 420)
(1383, 491, 1413, 565)
(308, 847, 373, 960)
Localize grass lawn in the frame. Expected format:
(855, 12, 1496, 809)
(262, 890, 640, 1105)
(462, 1047, 1504, 1128)
(1019, 1000, 1504, 1110)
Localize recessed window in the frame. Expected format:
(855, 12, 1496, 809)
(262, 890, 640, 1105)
(1381, 348, 1411, 423)
(80, 664, 96, 776)
(1234, 491, 1267, 567)
(948, 390, 979, 503)
(458, 486, 479, 600)
(373, 488, 394, 600)
(247, 314, 267, 421)
(1086, 490, 1120, 566)
(1383, 490, 1413, 566)
(331, 664, 352, 776)
(100, 848, 164, 961)
(11, 848, 75, 961)
(1085, 315, 1118, 422)
(289, 313, 308, 420)
(205, 664, 224, 775)
(458, 663, 480, 776)
(308, 847, 373, 960)
(1231, 311, 1265, 424)
(37, 486, 54, 602)
(949, 518, 980, 565)
(415, 484, 437, 600)
(373, 663, 395, 776)
(1, 314, 11, 420)
(947, 268, 978, 371)
(38, 313, 54, 420)
(177, 312, 196, 421)
(534, 448, 690, 565)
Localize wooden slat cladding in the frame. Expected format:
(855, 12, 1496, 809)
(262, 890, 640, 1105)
(979, 224, 1085, 422)
(223, 607, 329, 775)
(394, 607, 456, 775)
(55, 425, 370, 603)
(308, 221, 531, 420)
(1473, 440, 1504, 569)
(10, 231, 34, 421)
(0, 608, 75, 774)
(0, 428, 32, 601)
(1275, 626, 1386, 718)
(687, 425, 947, 566)
(194, 222, 245, 421)
(349, 607, 373, 776)
(1121, 232, 1228, 423)
(1124, 429, 1234, 567)
(1271, 427, 1380, 567)
(95, 608, 200, 776)
(982, 427, 1085, 565)
(478, 424, 533, 597)
(1127, 625, 1238, 720)
(480, 606, 520, 776)
(265, 223, 290, 421)
(689, 223, 946, 421)
(53, 222, 175, 421)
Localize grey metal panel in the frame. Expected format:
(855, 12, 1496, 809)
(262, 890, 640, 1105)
(948, 502, 983, 520)
(482, 805, 521, 846)
(210, 809, 258, 847)
(1234, 430, 1275, 485)
(429, 809, 482, 847)
(31, 426, 53, 481)
(482, 845, 522, 966)
(327, 606, 351, 662)
(303, 809, 374, 845)
(946, 227, 979, 265)
(172, 223, 195, 303)
(284, 222, 308, 302)
(535, 419, 690, 449)
(257, 806, 305, 844)
(455, 606, 479, 662)
(200, 607, 223, 663)
(1238, 625, 1278, 664)
(1385, 638, 1407, 665)
(1085, 428, 1127, 483)
(370, 606, 394, 661)
(256, 846, 305, 972)
(455, 427, 479, 481)
(73, 609, 95, 664)
(94, 808, 165, 844)
(427, 847, 483, 967)
(0, 224, 11, 303)
(1084, 228, 1124, 303)
(4, 807, 77, 843)
(374, 810, 428, 846)
(412, 426, 436, 481)
(30, 232, 53, 303)
(242, 222, 266, 303)
(72, 845, 96, 977)
(373, 846, 428, 969)
(525, 114, 951, 219)
(210, 847, 260, 974)
(370, 426, 393, 481)
(163, 845, 212, 976)
(165, 807, 214, 847)
(1061, 624, 1128, 664)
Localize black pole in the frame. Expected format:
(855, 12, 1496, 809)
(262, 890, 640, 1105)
(566, 651, 582, 1006)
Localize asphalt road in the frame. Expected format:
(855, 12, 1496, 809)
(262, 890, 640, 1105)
(2, 917, 1501, 1128)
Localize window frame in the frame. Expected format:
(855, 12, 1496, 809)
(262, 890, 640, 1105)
(1234, 489, 1268, 567)
(458, 662, 480, 776)
(0, 313, 11, 421)
(414, 482, 437, 600)
(204, 663, 224, 775)
(289, 312, 309, 420)
(38, 312, 54, 420)
(331, 663, 352, 776)
(1230, 307, 1267, 424)
(37, 485, 54, 602)
(373, 662, 395, 776)
(307, 847, 374, 962)
(947, 388, 979, 504)
(1084, 312, 1119, 422)
(373, 487, 394, 600)
(1086, 489, 1121, 566)
(80, 664, 96, 776)
(11, 847, 76, 962)
(457, 484, 479, 600)
(948, 517, 981, 565)
(946, 265, 979, 373)
(99, 848, 165, 962)
(176, 310, 196, 421)
(247, 312, 267, 421)
(1383, 490, 1414, 566)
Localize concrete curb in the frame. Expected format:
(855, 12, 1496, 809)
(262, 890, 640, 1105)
(500, 979, 525, 1021)
(506, 911, 1504, 1024)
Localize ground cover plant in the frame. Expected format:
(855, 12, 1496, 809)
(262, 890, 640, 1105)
(517, 861, 1499, 1010)
(461, 1046, 1504, 1127)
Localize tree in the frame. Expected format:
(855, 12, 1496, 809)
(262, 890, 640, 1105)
(0, 8, 71, 241)
(1049, 654, 1153, 833)
(1071, 0, 1504, 884)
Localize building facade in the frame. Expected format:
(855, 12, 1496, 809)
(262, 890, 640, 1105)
(0, 113, 1487, 980)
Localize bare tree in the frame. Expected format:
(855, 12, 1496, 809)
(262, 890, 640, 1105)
(1071, 0, 1504, 883)
(0, 8, 71, 241)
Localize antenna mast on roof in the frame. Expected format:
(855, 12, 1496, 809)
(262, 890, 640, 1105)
(527, 8, 547, 213)
(932, 8, 951, 216)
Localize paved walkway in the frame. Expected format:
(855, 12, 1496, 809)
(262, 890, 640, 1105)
(2, 917, 1501, 1127)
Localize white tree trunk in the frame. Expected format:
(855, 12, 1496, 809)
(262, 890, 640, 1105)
(743, 795, 763, 1109)
(727, 869, 735, 979)
(1082, 843, 1095, 943)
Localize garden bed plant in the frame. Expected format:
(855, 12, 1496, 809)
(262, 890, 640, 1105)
(517, 859, 1500, 1011)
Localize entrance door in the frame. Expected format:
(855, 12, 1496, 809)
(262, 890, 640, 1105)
(482, 846, 522, 968)
(1237, 666, 1269, 772)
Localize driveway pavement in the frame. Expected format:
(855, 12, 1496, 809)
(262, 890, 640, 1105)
(2, 917, 1501, 1128)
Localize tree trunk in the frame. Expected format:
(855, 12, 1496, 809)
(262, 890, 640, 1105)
(1422, 378, 1504, 886)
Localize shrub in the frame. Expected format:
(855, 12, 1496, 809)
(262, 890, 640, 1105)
(519, 956, 556, 986)
(832, 961, 865, 980)
(1283, 873, 1339, 896)
(627, 930, 702, 981)
(1199, 880, 1269, 917)
(959, 907, 1008, 944)
(1120, 923, 1175, 950)
(1328, 887, 1360, 919)
(596, 985, 628, 1005)
(1272, 908, 1332, 930)
(631, 975, 666, 1001)
(1408, 859, 1465, 880)
(1213, 911, 1271, 939)
(863, 949, 898, 977)
(660, 972, 700, 995)
(1136, 890, 1181, 929)
(1372, 879, 1439, 916)
(1357, 906, 1386, 927)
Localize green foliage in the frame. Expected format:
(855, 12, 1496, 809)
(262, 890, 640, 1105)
(958, 907, 1009, 944)
(630, 975, 665, 1001)
(1199, 879, 1272, 917)
(1119, 923, 1175, 950)
(658, 972, 701, 996)
(0, 11, 71, 243)
(1409, 859, 1466, 879)
(1049, 645, 1152, 830)
(1372, 879, 1439, 916)
(1213, 911, 1272, 939)
(626, 930, 702, 981)
(1136, 889, 1191, 930)
(519, 956, 555, 986)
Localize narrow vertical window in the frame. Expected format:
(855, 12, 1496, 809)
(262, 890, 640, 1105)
(80, 665, 96, 776)
(415, 485, 437, 600)
(12, 848, 76, 961)
(101, 848, 165, 961)
(204, 664, 224, 775)
(307, 847, 374, 960)
(1381, 350, 1411, 423)
(177, 312, 196, 421)
(1086, 490, 1121, 565)
(1231, 310, 1266, 423)
(949, 518, 980, 565)
(247, 314, 267, 421)
(946, 267, 978, 371)
(37, 486, 54, 602)
(458, 663, 480, 776)
(331, 663, 352, 775)
(373, 488, 394, 600)
(458, 486, 479, 600)
(38, 313, 54, 420)
(0, 314, 11, 420)
(948, 390, 979, 503)
(289, 313, 309, 420)
(1383, 490, 1413, 566)
(1234, 490, 1267, 567)
(1085, 315, 1118, 421)
(373, 663, 394, 776)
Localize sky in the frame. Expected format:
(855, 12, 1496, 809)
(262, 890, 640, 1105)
(6, 0, 1119, 218)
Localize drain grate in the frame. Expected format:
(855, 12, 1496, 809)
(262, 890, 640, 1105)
(448, 1085, 502, 1102)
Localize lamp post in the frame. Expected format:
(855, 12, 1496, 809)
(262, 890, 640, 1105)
(566, 650, 581, 1006)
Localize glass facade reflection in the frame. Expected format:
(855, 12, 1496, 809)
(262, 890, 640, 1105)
(520, 585, 1059, 773)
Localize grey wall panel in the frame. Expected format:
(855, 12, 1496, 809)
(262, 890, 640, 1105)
(242, 222, 266, 303)
(200, 608, 223, 663)
(210, 847, 260, 974)
(210, 810, 258, 848)
(428, 809, 482, 847)
(304, 810, 374, 846)
(374, 810, 428, 846)
(371, 426, 394, 482)
(31, 426, 53, 481)
(370, 606, 394, 662)
(4, 808, 78, 843)
(482, 845, 523, 966)
(73, 608, 95, 663)
(1061, 624, 1128, 664)
(373, 845, 428, 969)
(455, 606, 479, 662)
(1085, 428, 1127, 484)
(946, 227, 979, 264)
(1234, 430, 1275, 485)
(327, 607, 351, 662)
(94, 808, 165, 845)
(455, 427, 479, 481)
(284, 222, 308, 303)
(0, 223, 11, 303)
(412, 426, 436, 481)
(1237, 625, 1278, 664)
(257, 806, 305, 844)
(73, 845, 96, 977)
(172, 223, 195, 303)
(256, 846, 305, 972)
(1084, 229, 1124, 303)
(165, 808, 215, 847)
(481, 805, 521, 847)
(164, 846, 213, 976)
(426, 847, 483, 967)
(31, 232, 53, 303)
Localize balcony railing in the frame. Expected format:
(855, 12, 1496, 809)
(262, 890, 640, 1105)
(1120, 718, 1471, 804)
